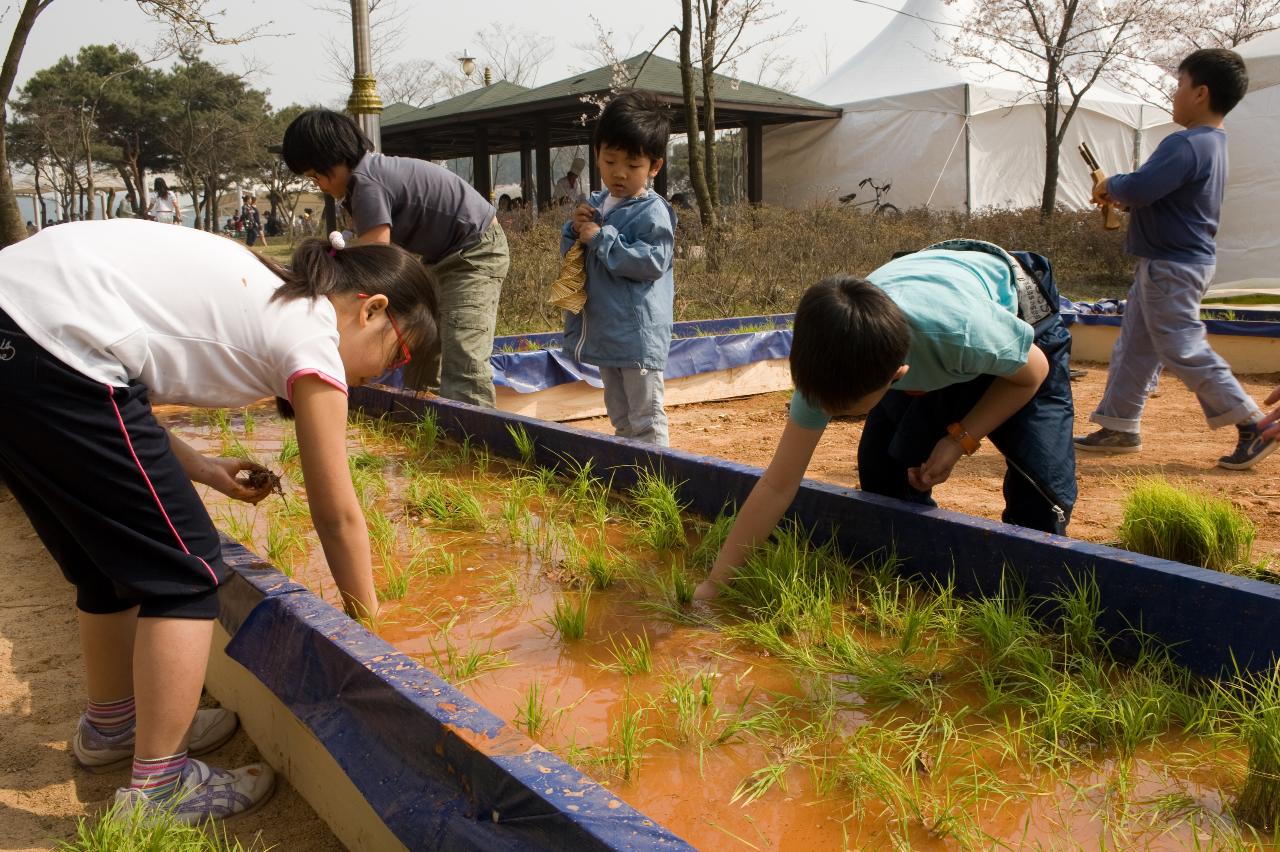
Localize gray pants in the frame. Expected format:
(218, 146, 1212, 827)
(1091, 258, 1259, 433)
(600, 367, 668, 446)
(403, 220, 509, 408)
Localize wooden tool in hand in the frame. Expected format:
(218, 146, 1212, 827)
(1078, 142, 1121, 230)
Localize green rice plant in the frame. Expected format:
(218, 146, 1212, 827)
(409, 410, 441, 454)
(595, 631, 653, 676)
(216, 506, 256, 545)
(378, 561, 420, 602)
(601, 702, 655, 781)
(514, 679, 557, 739)
(241, 407, 256, 437)
(583, 543, 620, 589)
(352, 411, 395, 442)
(722, 523, 836, 636)
(472, 442, 493, 474)
(278, 431, 300, 465)
(665, 559, 696, 607)
(264, 512, 305, 575)
(506, 422, 537, 467)
(1048, 571, 1105, 657)
(689, 508, 736, 571)
(1119, 476, 1256, 573)
(1218, 661, 1280, 830)
(365, 507, 399, 569)
(208, 407, 233, 439)
(405, 474, 485, 529)
(425, 621, 513, 685)
(499, 491, 529, 543)
(55, 795, 270, 852)
(547, 590, 591, 640)
(348, 455, 387, 506)
(628, 469, 688, 550)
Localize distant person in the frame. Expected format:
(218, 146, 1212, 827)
(562, 92, 676, 446)
(669, 192, 691, 210)
(0, 220, 438, 825)
(282, 108, 509, 408)
(25, 221, 36, 236)
(552, 157, 588, 207)
(299, 207, 315, 236)
(148, 178, 181, 225)
(240, 195, 264, 247)
(1076, 49, 1275, 470)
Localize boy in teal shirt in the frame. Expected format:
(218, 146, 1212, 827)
(696, 241, 1076, 600)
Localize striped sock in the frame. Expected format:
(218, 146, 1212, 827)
(85, 696, 136, 737)
(130, 753, 189, 803)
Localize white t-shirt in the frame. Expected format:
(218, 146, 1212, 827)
(0, 220, 347, 408)
(149, 193, 179, 224)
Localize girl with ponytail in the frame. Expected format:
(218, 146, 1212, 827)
(0, 220, 437, 826)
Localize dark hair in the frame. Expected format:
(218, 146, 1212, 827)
(790, 276, 910, 412)
(153, 177, 170, 198)
(281, 109, 373, 176)
(592, 91, 670, 162)
(256, 240, 438, 420)
(1179, 48, 1249, 115)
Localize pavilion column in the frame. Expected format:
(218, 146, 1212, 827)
(535, 116, 552, 212)
(745, 118, 763, 205)
(587, 152, 601, 193)
(519, 130, 533, 205)
(473, 126, 492, 200)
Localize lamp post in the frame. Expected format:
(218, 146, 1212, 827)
(347, 0, 383, 152)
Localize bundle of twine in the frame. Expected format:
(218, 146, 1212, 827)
(548, 242, 588, 314)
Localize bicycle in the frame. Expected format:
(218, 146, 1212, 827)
(839, 177, 901, 217)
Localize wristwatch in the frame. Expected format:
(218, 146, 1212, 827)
(946, 422, 980, 455)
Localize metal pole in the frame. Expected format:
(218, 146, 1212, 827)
(347, 0, 383, 152)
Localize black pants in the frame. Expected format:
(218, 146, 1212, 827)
(857, 313, 1077, 536)
(0, 309, 226, 618)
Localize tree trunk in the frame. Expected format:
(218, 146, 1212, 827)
(82, 121, 97, 221)
(31, 163, 41, 228)
(680, 0, 713, 229)
(700, 0, 719, 210)
(1039, 63, 1061, 219)
(0, 0, 48, 245)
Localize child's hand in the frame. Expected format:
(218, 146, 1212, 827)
(570, 202, 596, 227)
(1091, 179, 1112, 206)
(208, 457, 274, 504)
(907, 436, 965, 491)
(577, 222, 601, 243)
(693, 579, 721, 601)
(1260, 385, 1280, 442)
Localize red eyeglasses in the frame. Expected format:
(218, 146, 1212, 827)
(358, 293, 412, 372)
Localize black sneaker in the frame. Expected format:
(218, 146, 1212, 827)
(1074, 428, 1141, 454)
(1218, 423, 1278, 470)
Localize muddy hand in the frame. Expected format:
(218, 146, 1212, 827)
(208, 457, 272, 504)
(693, 579, 721, 602)
(907, 437, 964, 491)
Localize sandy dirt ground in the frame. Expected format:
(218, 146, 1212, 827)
(576, 363, 1280, 562)
(0, 493, 343, 851)
(1, 363, 1276, 852)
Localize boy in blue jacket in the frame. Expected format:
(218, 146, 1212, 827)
(563, 91, 676, 446)
(1076, 48, 1275, 469)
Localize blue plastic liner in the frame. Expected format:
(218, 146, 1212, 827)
(1060, 296, 1280, 337)
(351, 385, 1280, 679)
(216, 541, 692, 851)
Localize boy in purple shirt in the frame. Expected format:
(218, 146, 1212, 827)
(1076, 49, 1275, 469)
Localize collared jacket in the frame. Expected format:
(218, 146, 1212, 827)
(561, 189, 676, 371)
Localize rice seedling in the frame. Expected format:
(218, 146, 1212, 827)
(405, 474, 485, 529)
(628, 469, 688, 550)
(665, 559, 696, 607)
(547, 590, 591, 640)
(240, 407, 256, 436)
(689, 508, 736, 571)
(514, 679, 559, 739)
(55, 795, 270, 852)
(425, 619, 513, 685)
(408, 409, 441, 453)
(352, 411, 395, 442)
(601, 702, 655, 781)
(366, 507, 399, 568)
(348, 455, 387, 506)
(264, 512, 306, 575)
(507, 422, 536, 467)
(595, 631, 653, 676)
(1119, 476, 1256, 573)
(278, 431, 300, 465)
(583, 543, 620, 589)
(217, 506, 256, 545)
(208, 407, 233, 439)
(1218, 661, 1280, 830)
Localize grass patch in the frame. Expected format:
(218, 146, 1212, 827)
(1119, 476, 1256, 573)
(56, 797, 271, 851)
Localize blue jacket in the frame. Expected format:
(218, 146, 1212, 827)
(561, 189, 676, 371)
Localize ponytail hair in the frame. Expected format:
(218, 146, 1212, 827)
(257, 237, 438, 355)
(153, 177, 170, 199)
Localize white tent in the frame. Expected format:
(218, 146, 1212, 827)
(762, 0, 1173, 212)
(1210, 30, 1280, 297)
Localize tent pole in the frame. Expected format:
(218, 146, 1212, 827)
(964, 83, 972, 214)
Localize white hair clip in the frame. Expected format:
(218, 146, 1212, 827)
(327, 231, 346, 255)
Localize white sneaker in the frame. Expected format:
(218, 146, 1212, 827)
(112, 757, 275, 825)
(73, 707, 239, 772)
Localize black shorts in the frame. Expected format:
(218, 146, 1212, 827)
(0, 308, 227, 618)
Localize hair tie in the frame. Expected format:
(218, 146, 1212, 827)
(328, 230, 346, 257)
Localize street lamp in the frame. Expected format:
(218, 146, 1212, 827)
(459, 53, 476, 78)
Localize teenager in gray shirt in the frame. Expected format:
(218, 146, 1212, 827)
(282, 109, 509, 407)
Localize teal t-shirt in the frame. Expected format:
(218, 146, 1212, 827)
(789, 249, 1034, 430)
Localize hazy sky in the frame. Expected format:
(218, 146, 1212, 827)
(12, 0, 907, 108)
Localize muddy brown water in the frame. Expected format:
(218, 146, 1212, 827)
(161, 404, 1271, 851)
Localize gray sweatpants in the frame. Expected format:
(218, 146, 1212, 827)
(1091, 258, 1259, 433)
(600, 366, 668, 446)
